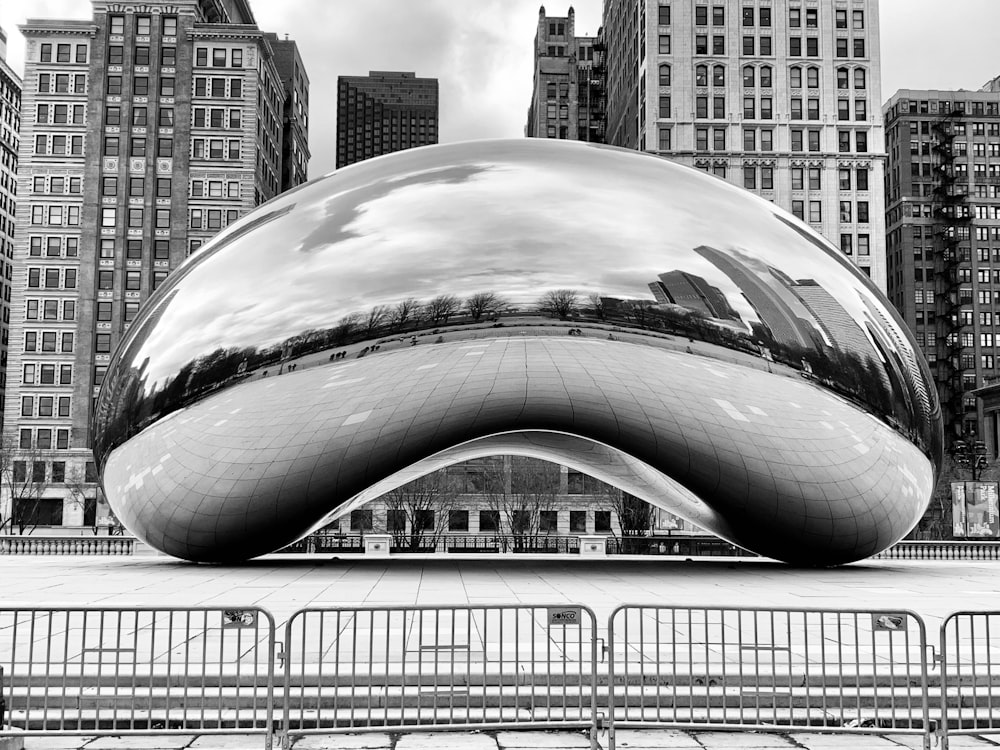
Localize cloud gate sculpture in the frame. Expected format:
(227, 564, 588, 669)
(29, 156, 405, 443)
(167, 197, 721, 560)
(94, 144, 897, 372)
(93, 139, 942, 565)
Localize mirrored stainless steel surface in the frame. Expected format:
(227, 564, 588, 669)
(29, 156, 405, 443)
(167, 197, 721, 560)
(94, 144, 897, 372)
(93, 139, 942, 564)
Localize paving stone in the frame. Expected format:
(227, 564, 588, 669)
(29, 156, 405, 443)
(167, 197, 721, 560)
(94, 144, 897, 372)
(496, 730, 592, 747)
(883, 735, 1000, 748)
(292, 735, 393, 749)
(788, 733, 908, 748)
(610, 728, 703, 747)
(394, 733, 498, 749)
(188, 734, 270, 749)
(694, 731, 796, 748)
(15, 736, 93, 749)
(85, 738, 196, 749)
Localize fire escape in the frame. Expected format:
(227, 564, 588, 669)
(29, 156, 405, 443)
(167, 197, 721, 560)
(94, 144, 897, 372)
(581, 36, 607, 143)
(931, 107, 971, 439)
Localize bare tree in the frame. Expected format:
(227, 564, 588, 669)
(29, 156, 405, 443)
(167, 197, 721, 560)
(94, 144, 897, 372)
(0, 433, 51, 535)
(425, 294, 461, 325)
(481, 457, 560, 551)
(626, 300, 654, 329)
(382, 472, 459, 551)
(390, 298, 421, 331)
(465, 291, 505, 322)
(537, 289, 579, 318)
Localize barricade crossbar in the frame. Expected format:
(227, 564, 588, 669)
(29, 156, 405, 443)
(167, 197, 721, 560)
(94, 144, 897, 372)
(939, 611, 1000, 743)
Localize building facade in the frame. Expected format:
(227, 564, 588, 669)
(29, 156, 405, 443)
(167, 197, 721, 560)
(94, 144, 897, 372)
(0, 28, 19, 435)
(525, 6, 606, 143)
(884, 86, 1000, 444)
(336, 71, 438, 169)
(1, 0, 308, 532)
(600, 0, 886, 289)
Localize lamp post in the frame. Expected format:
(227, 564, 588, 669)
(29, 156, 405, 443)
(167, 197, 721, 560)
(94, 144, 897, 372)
(953, 437, 990, 481)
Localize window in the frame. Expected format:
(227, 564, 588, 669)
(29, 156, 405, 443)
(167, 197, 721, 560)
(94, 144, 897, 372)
(713, 96, 725, 118)
(857, 201, 869, 223)
(837, 38, 848, 57)
(789, 66, 801, 88)
(131, 138, 146, 157)
(134, 46, 150, 66)
(760, 130, 773, 151)
(160, 77, 175, 97)
(742, 66, 754, 87)
(658, 126, 671, 150)
(789, 37, 801, 56)
(839, 168, 851, 190)
(160, 108, 174, 127)
(98, 270, 114, 289)
(135, 15, 151, 35)
(712, 128, 726, 150)
(104, 136, 119, 156)
(855, 99, 867, 121)
(742, 36, 754, 55)
(659, 64, 671, 86)
(695, 65, 708, 86)
(447, 510, 468, 532)
(760, 97, 772, 118)
(759, 36, 772, 55)
(838, 131, 851, 152)
(40, 43, 52, 62)
(856, 131, 868, 152)
(840, 200, 853, 222)
(808, 167, 821, 190)
(856, 168, 869, 190)
(838, 99, 850, 121)
(791, 129, 803, 152)
(157, 138, 173, 157)
(161, 46, 176, 67)
(808, 201, 822, 223)
(696, 97, 708, 118)
(743, 165, 756, 189)
(350, 510, 373, 531)
(854, 38, 865, 58)
(806, 37, 818, 56)
(595, 511, 612, 533)
(840, 234, 853, 255)
(658, 34, 670, 54)
(133, 76, 148, 95)
(760, 7, 771, 26)
(695, 6, 708, 25)
(743, 128, 755, 150)
(695, 35, 708, 54)
(806, 66, 819, 88)
(108, 45, 123, 65)
(696, 128, 708, 150)
(836, 9, 847, 28)
(712, 5, 724, 25)
(858, 235, 870, 255)
(196, 48, 208, 67)
(791, 98, 802, 120)
(853, 10, 865, 29)
(713, 65, 725, 86)
(712, 35, 724, 54)
(854, 69, 866, 89)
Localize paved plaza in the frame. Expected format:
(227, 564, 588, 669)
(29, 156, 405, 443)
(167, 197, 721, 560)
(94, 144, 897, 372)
(3, 554, 1000, 749)
(0, 553, 997, 627)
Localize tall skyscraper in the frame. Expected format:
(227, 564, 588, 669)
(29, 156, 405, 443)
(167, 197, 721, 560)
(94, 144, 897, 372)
(0, 27, 19, 433)
(598, 0, 886, 289)
(2, 1, 309, 531)
(884, 86, 1000, 441)
(265, 33, 309, 191)
(525, 6, 606, 143)
(336, 71, 438, 168)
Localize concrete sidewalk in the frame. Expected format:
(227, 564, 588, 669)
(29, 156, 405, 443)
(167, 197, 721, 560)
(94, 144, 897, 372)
(4, 729, 997, 749)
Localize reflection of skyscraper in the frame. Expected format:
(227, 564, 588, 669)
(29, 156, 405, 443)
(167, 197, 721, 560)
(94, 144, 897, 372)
(651, 271, 740, 321)
(791, 280, 877, 360)
(693, 246, 818, 348)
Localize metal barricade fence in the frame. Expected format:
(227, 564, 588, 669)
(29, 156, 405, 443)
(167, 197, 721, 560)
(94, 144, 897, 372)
(939, 611, 1000, 748)
(0, 606, 276, 747)
(280, 604, 600, 748)
(606, 605, 932, 750)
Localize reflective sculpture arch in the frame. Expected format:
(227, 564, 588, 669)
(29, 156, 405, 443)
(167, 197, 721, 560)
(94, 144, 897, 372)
(93, 139, 942, 565)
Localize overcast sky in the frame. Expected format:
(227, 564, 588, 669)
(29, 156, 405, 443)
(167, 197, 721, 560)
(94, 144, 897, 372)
(2, 0, 999, 177)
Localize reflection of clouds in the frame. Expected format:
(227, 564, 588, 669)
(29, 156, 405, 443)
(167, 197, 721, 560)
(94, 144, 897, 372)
(124, 140, 914, 398)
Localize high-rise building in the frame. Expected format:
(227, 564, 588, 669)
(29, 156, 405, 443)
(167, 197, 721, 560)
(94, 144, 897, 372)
(265, 33, 309, 191)
(0, 27, 19, 434)
(525, 6, 606, 143)
(883, 86, 1000, 441)
(336, 71, 438, 168)
(2, 1, 309, 532)
(599, 0, 886, 289)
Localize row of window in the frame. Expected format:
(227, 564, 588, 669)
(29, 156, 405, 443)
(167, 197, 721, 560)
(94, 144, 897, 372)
(35, 103, 85, 125)
(190, 180, 241, 198)
(108, 14, 177, 38)
(25, 299, 75, 322)
(193, 107, 242, 129)
(23, 332, 73, 354)
(29, 205, 81, 226)
(22, 363, 72, 386)
(16, 428, 71, 451)
(193, 77, 244, 99)
(102, 176, 173, 198)
(27, 268, 76, 290)
(106, 75, 177, 97)
(194, 48, 244, 68)
(105, 105, 175, 127)
(100, 238, 170, 260)
(692, 127, 869, 154)
(21, 395, 72, 418)
(785, 199, 870, 226)
(910, 141, 1000, 157)
(665, 35, 867, 58)
(906, 121, 1000, 138)
(191, 138, 242, 160)
(28, 236, 79, 258)
(36, 73, 86, 95)
(190, 208, 240, 231)
(97, 269, 169, 292)
(100, 207, 174, 230)
(33, 134, 84, 157)
(838, 233, 873, 256)
(679, 4, 864, 30)
(39, 43, 88, 64)
(108, 45, 176, 68)
(96, 301, 142, 324)
(31, 176, 82, 196)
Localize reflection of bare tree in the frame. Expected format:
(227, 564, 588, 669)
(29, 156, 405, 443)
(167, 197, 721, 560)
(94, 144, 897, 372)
(334, 312, 361, 343)
(481, 457, 560, 551)
(588, 293, 607, 320)
(382, 473, 459, 551)
(465, 291, 505, 322)
(537, 289, 579, 318)
(391, 298, 421, 331)
(426, 294, 461, 324)
(363, 305, 390, 337)
(626, 300, 654, 328)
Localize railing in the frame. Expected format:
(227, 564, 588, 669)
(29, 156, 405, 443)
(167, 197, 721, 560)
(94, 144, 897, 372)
(281, 604, 599, 747)
(606, 606, 930, 748)
(877, 541, 1000, 560)
(281, 534, 581, 555)
(605, 535, 758, 557)
(8, 603, 1000, 747)
(0, 606, 275, 743)
(0, 535, 135, 555)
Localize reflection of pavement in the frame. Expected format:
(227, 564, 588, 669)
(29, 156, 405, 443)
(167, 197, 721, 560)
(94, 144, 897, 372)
(104, 336, 931, 562)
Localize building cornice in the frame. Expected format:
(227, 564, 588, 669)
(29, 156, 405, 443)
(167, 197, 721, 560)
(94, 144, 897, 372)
(20, 20, 98, 38)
